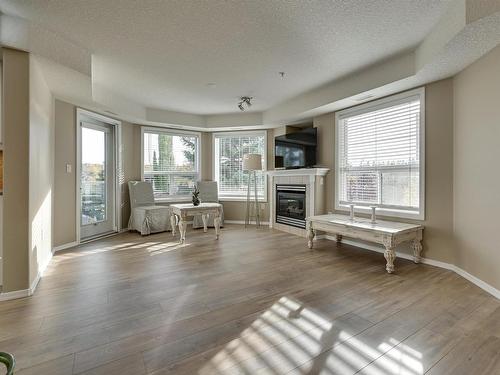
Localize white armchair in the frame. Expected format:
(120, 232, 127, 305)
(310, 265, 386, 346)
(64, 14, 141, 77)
(192, 181, 224, 229)
(128, 181, 172, 235)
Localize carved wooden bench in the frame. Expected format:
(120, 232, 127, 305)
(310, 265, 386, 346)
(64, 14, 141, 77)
(306, 214, 423, 273)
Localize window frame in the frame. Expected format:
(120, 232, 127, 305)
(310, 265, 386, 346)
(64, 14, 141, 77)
(141, 126, 201, 202)
(212, 130, 268, 202)
(334, 87, 425, 220)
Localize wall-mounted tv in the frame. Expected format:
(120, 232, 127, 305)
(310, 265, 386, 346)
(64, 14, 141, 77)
(275, 128, 317, 169)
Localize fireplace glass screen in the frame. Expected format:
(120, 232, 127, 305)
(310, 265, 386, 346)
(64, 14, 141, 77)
(276, 185, 306, 228)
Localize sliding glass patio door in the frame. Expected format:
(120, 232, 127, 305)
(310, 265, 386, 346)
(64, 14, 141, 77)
(80, 121, 116, 240)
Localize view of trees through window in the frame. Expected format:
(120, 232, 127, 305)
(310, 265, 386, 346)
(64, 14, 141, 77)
(215, 133, 266, 199)
(143, 131, 198, 198)
(81, 163, 106, 224)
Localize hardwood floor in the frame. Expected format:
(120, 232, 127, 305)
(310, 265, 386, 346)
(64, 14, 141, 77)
(0, 225, 498, 374)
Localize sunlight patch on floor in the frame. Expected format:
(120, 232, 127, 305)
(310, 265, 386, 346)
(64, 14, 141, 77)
(363, 340, 424, 375)
(198, 296, 423, 375)
(51, 241, 162, 262)
(147, 241, 190, 255)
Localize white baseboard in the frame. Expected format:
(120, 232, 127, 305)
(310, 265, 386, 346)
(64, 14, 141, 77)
(320, 235, 499, 300)
(225, 220, 270, 225)
(0, 288, 30, 301)
(29, 272, 41, 295)
(53, 241, 79, 252)
(29, 248, 54, 295)
(453, 266, 500, 300)
(1, 246, 54, 301)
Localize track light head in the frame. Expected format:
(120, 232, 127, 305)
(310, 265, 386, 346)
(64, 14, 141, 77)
(238, 96, 253, 111)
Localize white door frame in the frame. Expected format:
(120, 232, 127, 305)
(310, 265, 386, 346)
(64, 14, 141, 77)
(76, 108, 122, 244)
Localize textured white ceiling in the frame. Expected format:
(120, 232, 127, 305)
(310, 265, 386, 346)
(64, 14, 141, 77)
(0, 0, 451, 115)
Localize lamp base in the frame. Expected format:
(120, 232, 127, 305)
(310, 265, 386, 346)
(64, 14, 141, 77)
(245, 170, 261, 227)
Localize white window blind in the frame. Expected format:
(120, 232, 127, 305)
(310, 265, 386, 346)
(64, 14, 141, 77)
(142, 129, 199, 199)
(336, 89, 424, 218)
(214, 132, 267, 200)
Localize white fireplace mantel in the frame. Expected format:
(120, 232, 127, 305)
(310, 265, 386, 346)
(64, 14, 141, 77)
(268, 168, 330, 236)
(266, 168, 330, 177)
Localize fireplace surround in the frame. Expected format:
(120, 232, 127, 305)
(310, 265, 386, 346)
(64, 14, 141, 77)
(267, 168, 329, 236)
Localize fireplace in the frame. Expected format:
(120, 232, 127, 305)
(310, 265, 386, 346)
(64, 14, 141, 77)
(276, 184, 306, 228)
(268, 168, 329, 236)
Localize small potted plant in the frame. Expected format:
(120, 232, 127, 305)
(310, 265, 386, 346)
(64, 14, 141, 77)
(192, 186, 200, 206)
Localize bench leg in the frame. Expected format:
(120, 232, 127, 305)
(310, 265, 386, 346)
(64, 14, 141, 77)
(307, 227, 315, 249)
(384, 246, 396, 274)
(412, 239, 423, 263)
(170, 214, 177, 236)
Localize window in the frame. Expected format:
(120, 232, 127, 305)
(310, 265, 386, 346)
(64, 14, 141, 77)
(335, 88, 425, 219)
(142, 128, 200, 199)
(213, 131, 267, 200)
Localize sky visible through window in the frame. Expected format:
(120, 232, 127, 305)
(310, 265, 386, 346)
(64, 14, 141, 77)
(82, 127, 105, 165)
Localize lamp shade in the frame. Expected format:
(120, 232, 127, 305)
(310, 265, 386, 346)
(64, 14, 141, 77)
(242, 154, 262, 171)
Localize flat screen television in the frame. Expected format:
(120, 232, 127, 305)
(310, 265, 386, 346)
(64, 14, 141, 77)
(275, 128, 317, 169)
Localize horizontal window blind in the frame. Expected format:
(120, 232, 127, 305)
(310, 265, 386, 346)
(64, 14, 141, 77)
(214, 132, 266, 199)
(143, 130, 199, 198)
(337, 94, 421, 213)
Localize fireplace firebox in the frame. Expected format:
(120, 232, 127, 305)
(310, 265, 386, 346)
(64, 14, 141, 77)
(276, 185, 306, 228)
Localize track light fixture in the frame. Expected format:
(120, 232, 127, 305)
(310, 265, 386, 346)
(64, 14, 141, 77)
(238, 96, 253, 111)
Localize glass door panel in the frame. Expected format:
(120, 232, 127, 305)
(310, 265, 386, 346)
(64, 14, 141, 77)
(81, 127, 106, 225)
(80, 121, 115, 240)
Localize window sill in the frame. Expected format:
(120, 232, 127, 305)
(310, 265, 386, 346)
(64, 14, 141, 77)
(155, 197, 192, 204)
(335, 204, 424, 221)
(220, 197, 268, 203)
(154, 197, 269, 204)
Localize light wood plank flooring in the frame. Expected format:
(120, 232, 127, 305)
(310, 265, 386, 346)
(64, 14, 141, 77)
(0, 225, 498, 375)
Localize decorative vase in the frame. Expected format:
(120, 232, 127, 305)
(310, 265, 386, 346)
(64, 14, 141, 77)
(349, 204, 355, 221)
(192, 187, 200, 206)
(371, 206, 377, 224)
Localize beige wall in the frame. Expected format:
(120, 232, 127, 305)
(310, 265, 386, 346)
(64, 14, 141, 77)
(54, 100, 77, 246)
(312, 79, 455, 264)
(2, 48, 30, 291)
(221, 200, 270, 223)
(313, 113, 335, 213)
(53, 99, 138, 247)
(421, 79, 455, 264)
(453, 44, 500, 290)
(120, 121, 141, 229)
(201, 132, 213, 180)
(29, 57, 54, 286)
